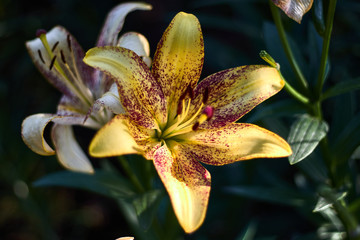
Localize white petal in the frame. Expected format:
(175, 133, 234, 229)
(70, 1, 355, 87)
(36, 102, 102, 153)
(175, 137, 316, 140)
(97, 2, 152, 47)
(118, 32, 151, 67)
(21, 113, 57, 155)
(52, 124, 94, 173)
(92, 83, 125, 115)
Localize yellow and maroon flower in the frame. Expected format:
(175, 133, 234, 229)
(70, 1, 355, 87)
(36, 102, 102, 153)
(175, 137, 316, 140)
(84, 12, 292, 233)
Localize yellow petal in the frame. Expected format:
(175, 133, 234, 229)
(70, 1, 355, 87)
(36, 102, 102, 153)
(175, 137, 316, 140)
(192, 65, 284, 129)
(272, 0, 313, 23)
(179, 123, 292, 165)
(89, 115, 141, 157)
(151, 12, 204, 110)
(84, 46, 167, 129)
(153, 142, 210, 233)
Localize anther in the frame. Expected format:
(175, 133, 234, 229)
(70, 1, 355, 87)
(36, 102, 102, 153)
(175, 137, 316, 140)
(203, 88, 209, 104)
(60, 50, 66, 64)
(177, 100, 183, 115)
(37, 50, 45, 64)
(49, 55, 57, 70)
(67, 35, 72, 52)
(36, 29, 47, 38)
(51, 41, 59, 52)
(192, 122, 200, 131)
(186, 85, 194, 99)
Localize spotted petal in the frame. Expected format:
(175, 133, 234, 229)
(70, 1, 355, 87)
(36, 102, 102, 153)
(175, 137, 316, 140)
(151, 12, 204, 110)
(84, 46, 167, 129)
(272, 0, 313, 23)
(89, 114, 141, 157)
(153, 142, 210, 233)
(52, 124, 94, 173)
(97, 2, 152, 47)
(179, 123, 292, 165)
(193, 65, 284, 129)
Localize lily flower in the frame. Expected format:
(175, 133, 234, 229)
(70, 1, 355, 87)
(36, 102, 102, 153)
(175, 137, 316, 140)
(84, 12, 292, 233)
(21, 2, 152, 173)
(272, 0, 314, 23)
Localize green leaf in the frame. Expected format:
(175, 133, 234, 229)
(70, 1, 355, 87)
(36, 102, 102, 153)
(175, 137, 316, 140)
(235, 221, 257, 240)
(321, 78, 360, 100)
(33, 170, 135, 199)
(333, 112, 360, 163)
(129, 190, 164, 230)
(226, 185, 313, 207)
(312, 0, 325, 36)
(313, 192, 347, 212)
(287, 115, 329, 165)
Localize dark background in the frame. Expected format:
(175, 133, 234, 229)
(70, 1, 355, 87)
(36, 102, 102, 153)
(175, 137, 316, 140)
(1, 0, 359, 239)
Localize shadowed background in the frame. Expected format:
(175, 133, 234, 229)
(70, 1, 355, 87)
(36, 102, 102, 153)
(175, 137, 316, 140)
(1, 0, 359, 239)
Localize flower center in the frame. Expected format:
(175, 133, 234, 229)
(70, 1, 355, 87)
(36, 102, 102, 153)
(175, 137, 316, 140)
(159, 86, 213, 140)
(36, 29, 93, 107)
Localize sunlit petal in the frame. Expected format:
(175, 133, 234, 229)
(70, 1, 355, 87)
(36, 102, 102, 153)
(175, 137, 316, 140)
(192, 65, 284, 129)
(151, 12, 204, 110)
(52, 124, 94, 173)
(272, 0, 313, 23)
(97, 2, 152, 47)
(153, 142, 210, 233)
(118, 32, 151, 66)
(179, 123, 292, 165)
(89, 114, 141, 157)
(84, 46, 167, 129)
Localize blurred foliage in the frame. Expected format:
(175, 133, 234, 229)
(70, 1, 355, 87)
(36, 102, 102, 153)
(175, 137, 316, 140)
(1, 0, 360, 239)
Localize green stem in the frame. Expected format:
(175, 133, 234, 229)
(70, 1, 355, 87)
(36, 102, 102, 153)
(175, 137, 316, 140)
(319, 187, 360, 239)
(260, 50, 309, 105)
(283, 79, 310, 105)
(269, 1, 309, 94)
(315, 0, 338, 99)
(118, 157, 145, 193)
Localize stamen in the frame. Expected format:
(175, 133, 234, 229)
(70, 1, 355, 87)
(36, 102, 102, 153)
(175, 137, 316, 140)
(60, 50, 66, 64)
(51, 41, 59, 52)
(192, 122, 200, 131)
(37, 50, 45, 64)
(177, 99, 184, 116)
(203, 88, 209, 104)
(67, 34, 72, 52)
(36, 29, 47, 37)
(49, 55, 57, 70)
(186, 84, 194, 99)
